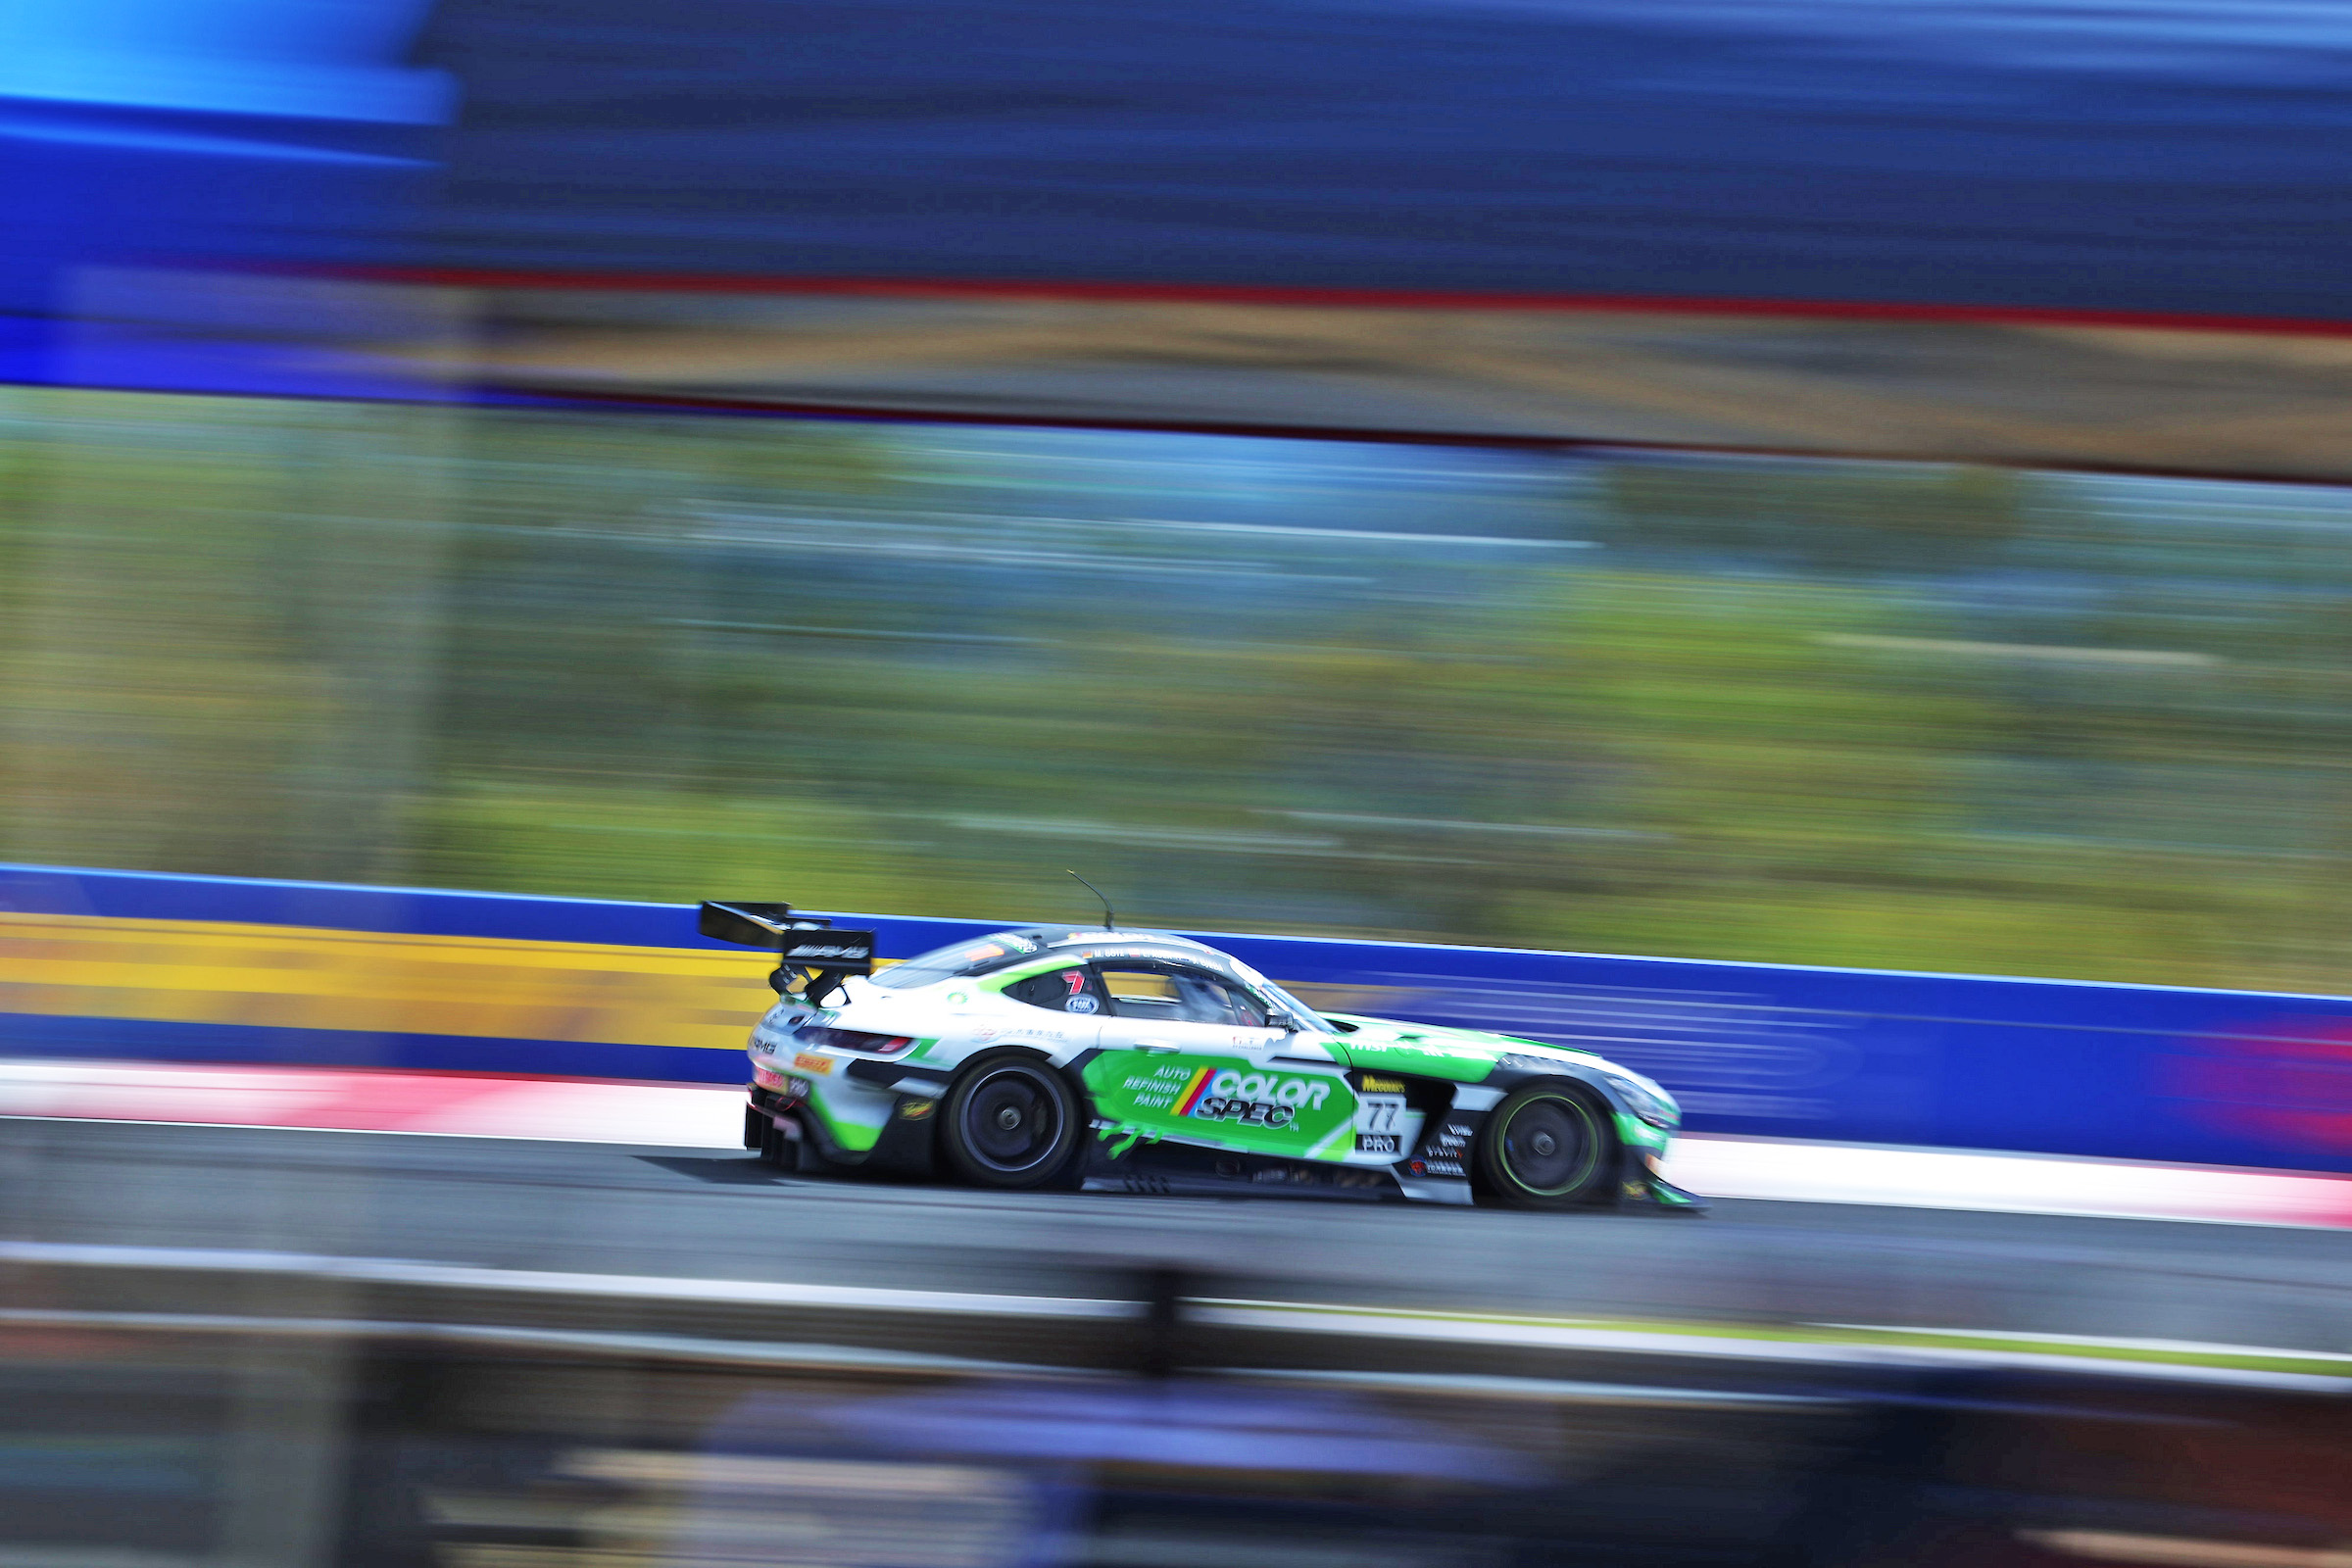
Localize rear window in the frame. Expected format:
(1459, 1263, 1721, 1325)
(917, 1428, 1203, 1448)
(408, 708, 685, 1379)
(868, 934, 1037, 989)
(1004, 966, 1107, 1014)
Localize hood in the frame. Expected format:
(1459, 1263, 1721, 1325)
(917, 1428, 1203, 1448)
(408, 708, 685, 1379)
(1324, 1013, 1602, 1083)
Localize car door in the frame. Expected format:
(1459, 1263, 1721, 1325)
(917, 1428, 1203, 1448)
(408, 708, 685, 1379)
(1081, 960, 1356, 1160)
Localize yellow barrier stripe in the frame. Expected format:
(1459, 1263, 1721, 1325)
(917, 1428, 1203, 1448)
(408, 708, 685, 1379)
(0, 913, 774, 1053)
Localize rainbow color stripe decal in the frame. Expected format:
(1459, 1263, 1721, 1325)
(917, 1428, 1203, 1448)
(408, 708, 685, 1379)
(1172, 1065, 1216, 1117)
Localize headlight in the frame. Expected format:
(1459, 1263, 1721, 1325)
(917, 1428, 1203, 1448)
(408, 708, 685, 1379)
(1603, 1071, 1680, 1130)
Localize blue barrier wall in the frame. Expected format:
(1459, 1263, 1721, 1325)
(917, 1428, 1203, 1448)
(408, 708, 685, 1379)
(5, 861, 2349, 1174)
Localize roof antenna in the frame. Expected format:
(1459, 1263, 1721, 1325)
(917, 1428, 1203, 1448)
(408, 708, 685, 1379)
(1068, 870, 1115, 930)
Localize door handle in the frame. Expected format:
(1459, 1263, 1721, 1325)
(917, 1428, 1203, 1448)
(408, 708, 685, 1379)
(1136, 1042, 1179, 1054)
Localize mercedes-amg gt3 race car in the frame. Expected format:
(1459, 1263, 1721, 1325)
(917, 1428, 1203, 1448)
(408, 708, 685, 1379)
(704, 902, 1702, 1212)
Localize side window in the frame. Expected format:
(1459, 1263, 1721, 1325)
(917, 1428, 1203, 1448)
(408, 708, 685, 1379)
(1098, 965, 1179, 1019)
(1003, 966, 1105, 1016)
(1098, 964, 1268, 1027)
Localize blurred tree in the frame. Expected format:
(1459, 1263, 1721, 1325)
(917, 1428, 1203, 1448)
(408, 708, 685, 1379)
(0, 392, 453, 882)
(5, 390, 2347, 991)
(1596, 462, 2028, 575)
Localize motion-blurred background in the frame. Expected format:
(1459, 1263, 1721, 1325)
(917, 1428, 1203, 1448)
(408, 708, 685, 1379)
(16, 395, 2352, 987)
(6, 6, 2352, 1568)
(9, 0, 2352, 984)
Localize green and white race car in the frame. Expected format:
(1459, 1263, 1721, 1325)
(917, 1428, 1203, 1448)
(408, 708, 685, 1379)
(705, 902, 1702, 1211)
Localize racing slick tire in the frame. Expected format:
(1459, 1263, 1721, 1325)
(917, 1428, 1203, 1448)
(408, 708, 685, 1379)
(942, 1054, 1081, 1190)
(1477, 1082, 1614, 1209)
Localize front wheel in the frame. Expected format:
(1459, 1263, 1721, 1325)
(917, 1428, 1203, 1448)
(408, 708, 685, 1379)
(1478, 1084, 1613, 1209)
(943, 1055, 1081, 1189)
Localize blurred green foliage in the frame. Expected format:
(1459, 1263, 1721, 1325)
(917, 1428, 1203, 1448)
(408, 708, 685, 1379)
(5, 387, 2349, 991)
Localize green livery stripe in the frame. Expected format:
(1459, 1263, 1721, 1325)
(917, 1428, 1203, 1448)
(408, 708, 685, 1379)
(1304, 1121, 1354, 1160)
(798, 1082, 883, 1152)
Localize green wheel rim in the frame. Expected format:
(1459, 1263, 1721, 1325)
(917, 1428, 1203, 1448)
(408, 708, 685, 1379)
(1497, 1093, 1600, 1197)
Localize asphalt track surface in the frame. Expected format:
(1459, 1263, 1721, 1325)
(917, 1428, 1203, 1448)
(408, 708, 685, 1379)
(5, 1119, 2348, 1357)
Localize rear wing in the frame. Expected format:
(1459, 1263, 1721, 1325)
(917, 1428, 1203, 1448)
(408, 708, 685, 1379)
(699, 901, 876, 1001)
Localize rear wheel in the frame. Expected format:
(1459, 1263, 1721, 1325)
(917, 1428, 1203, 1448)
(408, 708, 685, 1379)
(943, 1055, 1081, 1189)
(1478, 1084, 1612, 1209)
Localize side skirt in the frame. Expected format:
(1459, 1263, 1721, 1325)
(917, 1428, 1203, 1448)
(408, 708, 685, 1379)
(1079, 1128, 1404, 1201)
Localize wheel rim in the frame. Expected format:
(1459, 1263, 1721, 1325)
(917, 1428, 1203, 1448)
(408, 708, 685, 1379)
(961, 1066, 1064, 1173)
(1498, 1094, 1598, 1197)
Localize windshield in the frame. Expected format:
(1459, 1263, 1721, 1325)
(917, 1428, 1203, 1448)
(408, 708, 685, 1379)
(871, 932, 1336, 1033)
(1227, 958, 1339, 1034)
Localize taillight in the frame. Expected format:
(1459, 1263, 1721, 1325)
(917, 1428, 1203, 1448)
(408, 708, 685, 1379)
(796, 1026, 915, 1056)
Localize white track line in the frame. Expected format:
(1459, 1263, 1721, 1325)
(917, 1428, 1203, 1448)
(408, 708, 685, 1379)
(5, 1239, 2344, 1393)
(0, 1056, 745, 1146)
(1662, 1134, 2352, 1230)
(0, 1239, 1130, 1317)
